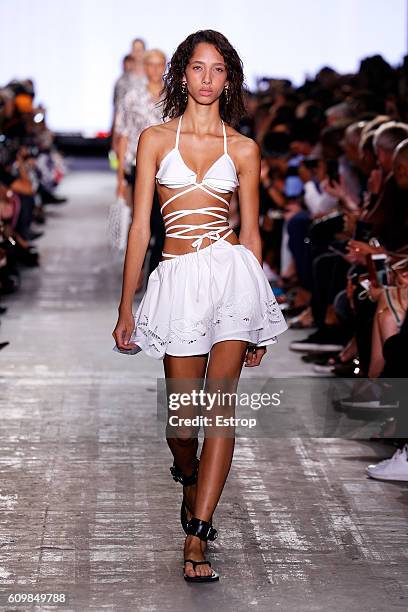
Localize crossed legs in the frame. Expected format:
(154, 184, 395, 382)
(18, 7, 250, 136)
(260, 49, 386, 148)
(164, 339, 248, 578)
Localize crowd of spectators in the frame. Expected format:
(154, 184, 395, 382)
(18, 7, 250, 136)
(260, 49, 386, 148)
(235, 54, 408, 481)
(0, 78, 66, 350)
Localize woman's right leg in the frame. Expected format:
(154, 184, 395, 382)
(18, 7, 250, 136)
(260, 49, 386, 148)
(164, 352, 209, 540)
(164, 352, 208, 475)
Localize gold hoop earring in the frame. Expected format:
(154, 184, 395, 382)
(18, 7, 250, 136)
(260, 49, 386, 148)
(223, 85, 230, 104)
(181, 81, 188, 103)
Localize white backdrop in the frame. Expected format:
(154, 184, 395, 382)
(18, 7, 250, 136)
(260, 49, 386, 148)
(0, 0, 406, 133)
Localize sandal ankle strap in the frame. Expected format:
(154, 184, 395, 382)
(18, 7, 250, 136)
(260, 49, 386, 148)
(170, 457, 199, 486)
(186, 517, 218, 541)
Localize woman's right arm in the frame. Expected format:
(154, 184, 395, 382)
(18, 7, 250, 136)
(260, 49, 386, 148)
(113, 126, 158, 350)
(116, 134, 128, 198)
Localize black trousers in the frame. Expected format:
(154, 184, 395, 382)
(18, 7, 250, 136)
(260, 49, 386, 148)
(287, 211, 312, 291)
(352, 288, 378, 376)
(15, 194, 35, 240)
(311, 252, 350, 329)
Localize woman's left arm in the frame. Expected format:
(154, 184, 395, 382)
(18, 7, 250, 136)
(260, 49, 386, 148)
(236, 137, 263, 265)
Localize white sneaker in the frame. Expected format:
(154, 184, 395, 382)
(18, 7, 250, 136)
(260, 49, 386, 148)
(313, 363, 335, 374)
(366, 445, 408, 481)
(340, 398, 399, 411)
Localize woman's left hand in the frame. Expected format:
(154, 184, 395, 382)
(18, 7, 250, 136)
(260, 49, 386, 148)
(244, 346, 267, 367)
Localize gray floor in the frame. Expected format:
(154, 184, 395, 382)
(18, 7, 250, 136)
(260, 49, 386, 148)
(0, 164, 407, 612)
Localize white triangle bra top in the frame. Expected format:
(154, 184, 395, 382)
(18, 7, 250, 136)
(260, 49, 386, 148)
(155, 113, 239, 195)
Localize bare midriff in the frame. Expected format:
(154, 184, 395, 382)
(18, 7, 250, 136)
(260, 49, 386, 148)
(156, 182, 240, 260)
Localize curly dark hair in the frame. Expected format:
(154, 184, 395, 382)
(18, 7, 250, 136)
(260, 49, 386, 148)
(161, 29, 247, 126)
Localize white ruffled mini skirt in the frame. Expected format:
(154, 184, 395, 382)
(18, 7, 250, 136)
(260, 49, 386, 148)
(113, 239, 288, 360)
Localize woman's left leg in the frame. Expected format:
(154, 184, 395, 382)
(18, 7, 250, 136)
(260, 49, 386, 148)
(183, 339, 248, 579)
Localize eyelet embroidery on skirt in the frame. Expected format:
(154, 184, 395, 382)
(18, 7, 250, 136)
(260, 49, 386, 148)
(263, 298, 285, 325)
(135, 315, 168, 352)
(134, 294, 283, 350)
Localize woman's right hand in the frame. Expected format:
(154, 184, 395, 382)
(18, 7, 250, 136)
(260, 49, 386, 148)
(112, 310, 138, 350)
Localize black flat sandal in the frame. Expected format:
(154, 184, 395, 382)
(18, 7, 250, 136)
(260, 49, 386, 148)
(170, 458, 215, 535)
(183, 517, 219, 582)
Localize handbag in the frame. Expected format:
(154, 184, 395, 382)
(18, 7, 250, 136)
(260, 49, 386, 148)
(107, 196, 131, 251)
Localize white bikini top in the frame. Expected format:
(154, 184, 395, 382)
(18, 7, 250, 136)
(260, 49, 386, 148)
(155, 114, 239, 194)
(155, 115, 239, 305)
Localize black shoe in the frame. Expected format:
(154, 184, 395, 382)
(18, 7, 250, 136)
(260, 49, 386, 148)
(43, 194, 67, 204)
(46, 196, 67, 204)
(16, 246, 39, 267)
(0, 273, 20, 294)
(290, 327, 345, 353)
(0, 306, 7, 314)
(33, 207, 46, 224)
(184, 518, 219, 582)
(27, 230, 44, 241)
(301, 351, 340, 364)
(170, 458, 213, 534)
(0, 341, 9, 350)
(283, 304, 311, 318)
(39, 185, 67, 205)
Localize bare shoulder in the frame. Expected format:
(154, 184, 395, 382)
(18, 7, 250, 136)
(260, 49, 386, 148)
(225, 125, 260, 176)
(138, 119, 179, 155)
(141, 119, 179, 140)
(225, 125, 260, 164)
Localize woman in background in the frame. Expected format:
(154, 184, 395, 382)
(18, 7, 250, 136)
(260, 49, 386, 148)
(116, 49, 166, 285)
